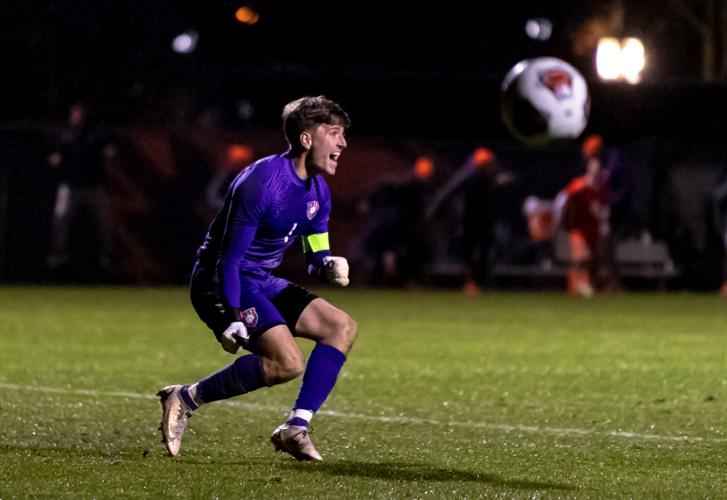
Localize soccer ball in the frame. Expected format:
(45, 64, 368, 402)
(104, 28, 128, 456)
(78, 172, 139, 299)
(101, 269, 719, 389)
(501, 57, 589, 148)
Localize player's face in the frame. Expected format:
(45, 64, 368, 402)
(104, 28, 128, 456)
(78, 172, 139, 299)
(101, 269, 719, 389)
(307, 123, 347, 175)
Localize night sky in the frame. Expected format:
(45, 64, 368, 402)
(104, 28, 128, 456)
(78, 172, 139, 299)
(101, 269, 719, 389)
(0, 1, 708, 127)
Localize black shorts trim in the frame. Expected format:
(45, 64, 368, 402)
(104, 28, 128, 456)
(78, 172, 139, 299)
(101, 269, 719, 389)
(189, 262, 228, 340)
(270, 284, 319, 334)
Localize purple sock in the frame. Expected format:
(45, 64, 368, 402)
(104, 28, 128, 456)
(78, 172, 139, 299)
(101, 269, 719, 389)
(289, 343, 346, 426)
(179, 386, 198, 410)
(197, 354, 270, 403)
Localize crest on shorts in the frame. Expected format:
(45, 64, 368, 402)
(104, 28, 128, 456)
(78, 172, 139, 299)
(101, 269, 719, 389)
(538, 68, 573, 101)
(306, 201, 320, 220)
(241, 307, 258, 328)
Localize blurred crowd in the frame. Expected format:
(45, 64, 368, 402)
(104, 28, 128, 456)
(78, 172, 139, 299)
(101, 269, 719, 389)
(4, 99, 727, 296)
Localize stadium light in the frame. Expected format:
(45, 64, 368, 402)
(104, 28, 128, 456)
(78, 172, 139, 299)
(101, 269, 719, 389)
(172, 31, 198, 54)
(596, 36, 646, 84)
(622, 38, 646, 84)
(235, 6, 260, 25)
(525, 18, 553, 41)
(596, 37, 622, 81)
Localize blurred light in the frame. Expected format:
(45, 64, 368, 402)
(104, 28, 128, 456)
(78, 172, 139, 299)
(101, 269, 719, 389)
(413, 156, 434, 180)
(596, 37, 646, 84)
(596, 37, 623, 81)
(235, 6, 259, 25)
(472, 147, 494, 167)
(525, 18, 552, 41)
(172, 31, 198, 54)
(226, 144, 253, 165)
(581, 134, 603, 158)
(622, 38, 646, 84)
(236, 99, 255, 122)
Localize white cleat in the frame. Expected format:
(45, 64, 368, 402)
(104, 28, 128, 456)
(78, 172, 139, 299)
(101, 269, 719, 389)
(157, 384, 193, 457)
(271, 424, 323, 462)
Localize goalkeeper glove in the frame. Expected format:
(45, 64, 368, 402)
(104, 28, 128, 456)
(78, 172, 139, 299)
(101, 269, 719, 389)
(220, 321, 249, 354)
(323, 256, 349, 287)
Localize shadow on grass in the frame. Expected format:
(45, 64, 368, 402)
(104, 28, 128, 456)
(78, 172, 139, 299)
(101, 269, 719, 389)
(282, 460, 573, 491)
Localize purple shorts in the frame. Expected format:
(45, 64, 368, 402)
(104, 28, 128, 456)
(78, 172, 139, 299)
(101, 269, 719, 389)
(190, 262, 318, 350)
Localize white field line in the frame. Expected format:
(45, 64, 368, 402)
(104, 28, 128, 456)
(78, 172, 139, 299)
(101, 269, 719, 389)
(1, 382, 724, 444)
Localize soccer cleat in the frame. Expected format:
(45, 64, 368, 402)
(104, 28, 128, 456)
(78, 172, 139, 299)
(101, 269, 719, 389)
(270, 424, 323, 461)
(157, 384, 194, 457)
(574, 281, 594, 298)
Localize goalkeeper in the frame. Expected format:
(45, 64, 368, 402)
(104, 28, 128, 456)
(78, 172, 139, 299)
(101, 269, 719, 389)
(158, 96, 357, 462)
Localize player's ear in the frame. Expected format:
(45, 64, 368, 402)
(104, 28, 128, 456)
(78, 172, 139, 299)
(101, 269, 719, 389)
(300, 131, 312, 151)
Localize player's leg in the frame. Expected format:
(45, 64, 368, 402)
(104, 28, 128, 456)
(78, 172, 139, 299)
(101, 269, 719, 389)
(47, 183, 74, 269)
(567, 229, 594, 297)
(158, 267, 303, 456)
(88, 185, 113, 272)
(182, 324, 302, 401)
(268, 285, 357, 460)
(158, 325, 303, 457)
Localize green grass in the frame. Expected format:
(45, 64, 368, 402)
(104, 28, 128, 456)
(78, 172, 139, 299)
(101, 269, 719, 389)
(1, 287, 726, 498)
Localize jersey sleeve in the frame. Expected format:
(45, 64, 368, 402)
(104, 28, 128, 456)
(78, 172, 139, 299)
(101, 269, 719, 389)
(302, 179, 332, 277)
(219, 172, 271, 310)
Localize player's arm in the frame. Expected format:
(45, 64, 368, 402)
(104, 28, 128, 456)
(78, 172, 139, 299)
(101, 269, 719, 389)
(302, 190, 349, 287)
(217, 178, 269, 351)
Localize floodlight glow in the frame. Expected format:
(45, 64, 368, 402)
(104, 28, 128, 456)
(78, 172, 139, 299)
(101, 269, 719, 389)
(596, 37, 646, 84)
(172, 31, 198, 54)
(622, 37, 646, 84)
(596, 37, 622, 81)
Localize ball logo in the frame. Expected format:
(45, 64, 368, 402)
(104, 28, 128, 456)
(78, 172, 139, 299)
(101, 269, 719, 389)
(241, 307, 258, 328)
(306, 201, 320, 220)
(538, 68, 573, 101)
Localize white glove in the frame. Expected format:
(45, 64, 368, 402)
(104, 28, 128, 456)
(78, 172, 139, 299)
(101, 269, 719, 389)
(220, 321, 249, 354)
(323, 256, 350, 287)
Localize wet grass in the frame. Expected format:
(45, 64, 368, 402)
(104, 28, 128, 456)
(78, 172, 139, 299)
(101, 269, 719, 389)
(1, 287, 726, 498)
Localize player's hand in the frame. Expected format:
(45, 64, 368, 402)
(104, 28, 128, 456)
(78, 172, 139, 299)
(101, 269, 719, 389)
(323, 256, 349, 287)
(220, 321, 249, 354)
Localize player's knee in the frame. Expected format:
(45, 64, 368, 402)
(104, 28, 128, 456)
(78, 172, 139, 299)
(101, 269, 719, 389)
(346, 315, 358, 345)
(331, 312, 358, 351)
(279, 353, 305, 383)
(265, 350, 305, 384)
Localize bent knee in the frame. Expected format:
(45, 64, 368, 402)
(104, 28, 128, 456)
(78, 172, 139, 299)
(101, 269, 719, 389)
(329, 312, 358, 352)
(345, 315, 358, 343)
(278, 352, 305, 381)
(264, 351, 305, 384)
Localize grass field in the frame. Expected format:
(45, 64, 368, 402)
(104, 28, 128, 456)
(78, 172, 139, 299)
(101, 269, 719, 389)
(1, 286, 726, 498)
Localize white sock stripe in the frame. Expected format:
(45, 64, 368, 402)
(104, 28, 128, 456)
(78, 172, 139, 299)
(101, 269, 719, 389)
(187, 383, 203, 406)
(0, 382, 724, 444)
(292, 408, 314, 422)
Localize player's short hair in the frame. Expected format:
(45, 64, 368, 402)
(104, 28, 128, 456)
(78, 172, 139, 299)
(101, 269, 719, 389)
(282, 96, 351, 149)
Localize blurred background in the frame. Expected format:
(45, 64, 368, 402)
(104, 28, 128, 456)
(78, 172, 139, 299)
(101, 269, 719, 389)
(2, 0, 727, 293)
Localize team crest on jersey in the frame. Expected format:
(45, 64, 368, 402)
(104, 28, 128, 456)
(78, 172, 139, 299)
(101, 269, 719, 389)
(538, 68, 573, 101)
(241, 307, 258, 328)
(306, 201, 320, 220)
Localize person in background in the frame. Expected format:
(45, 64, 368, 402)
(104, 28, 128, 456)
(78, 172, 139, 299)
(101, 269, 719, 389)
(560, 135, 612, 297)
(359, 155, 436, 286)
(47, 101, 115, 278)
(426, 147, 513, 295)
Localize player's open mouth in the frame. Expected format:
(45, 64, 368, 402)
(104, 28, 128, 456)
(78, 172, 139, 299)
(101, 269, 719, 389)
(329, 152, 341, 164)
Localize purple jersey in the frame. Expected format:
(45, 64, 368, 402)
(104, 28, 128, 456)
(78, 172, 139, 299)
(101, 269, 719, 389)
(196, 153, 331, 309)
